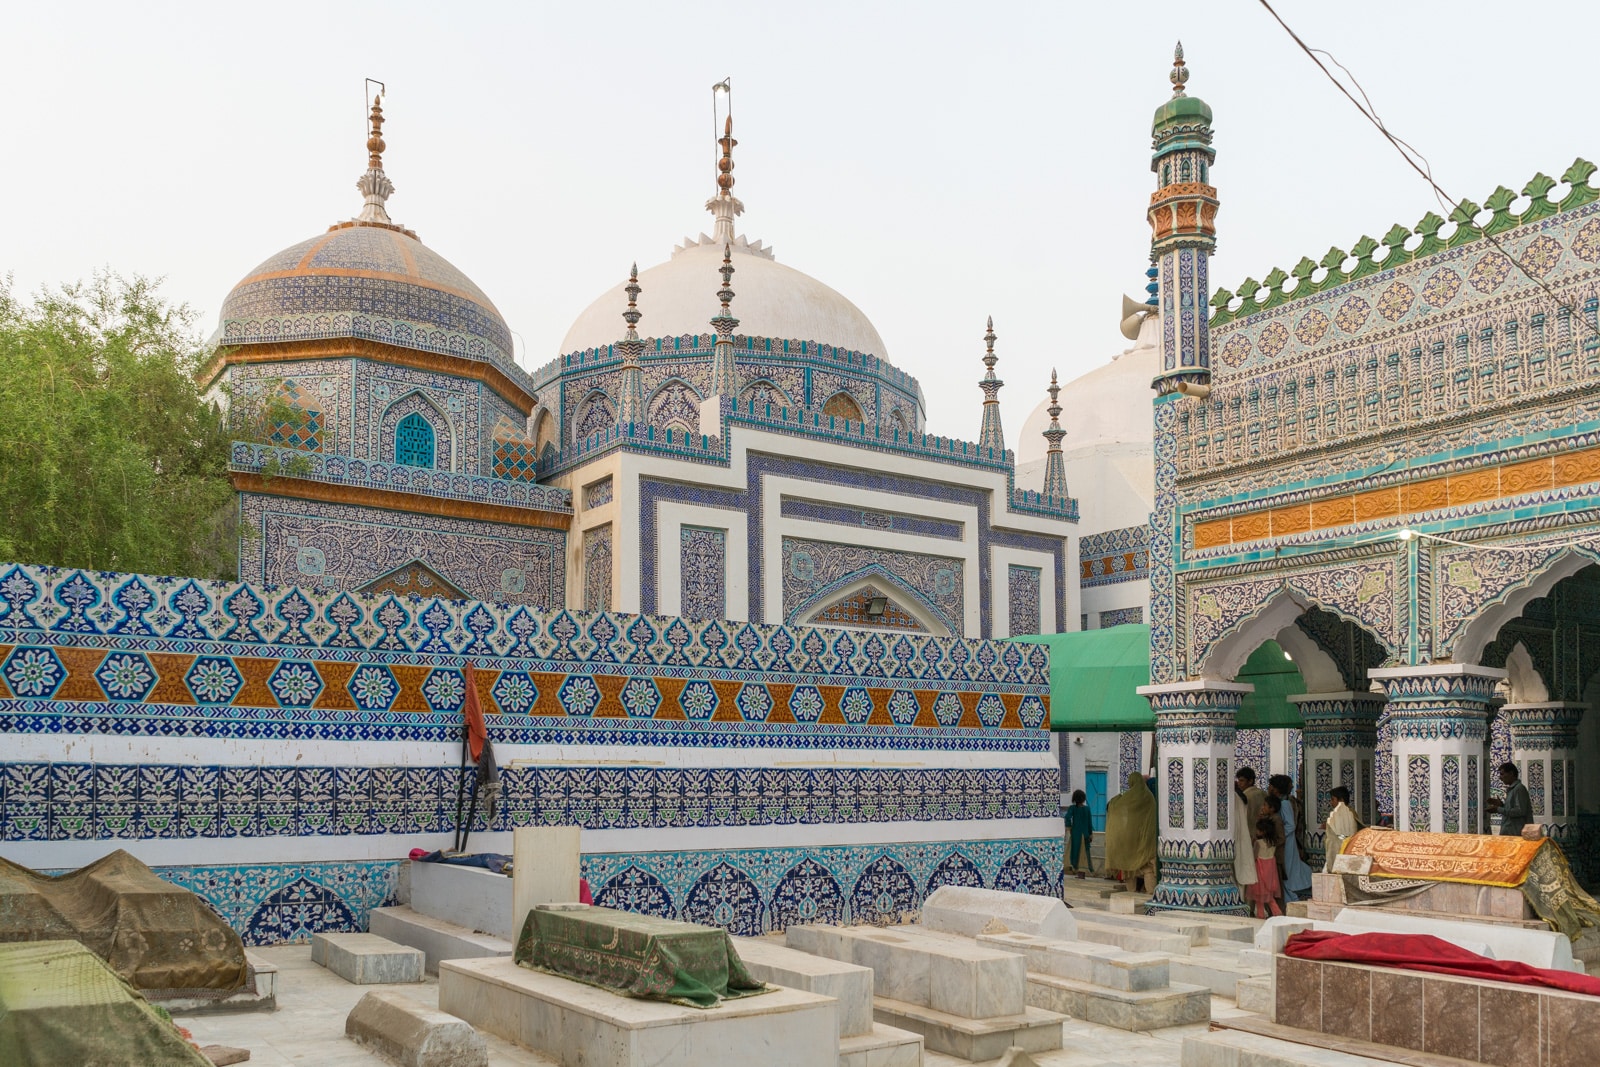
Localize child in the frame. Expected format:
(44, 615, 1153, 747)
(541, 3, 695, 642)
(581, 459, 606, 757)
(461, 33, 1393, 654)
(1064, 789, 1094, 878)
(1248, 815, 1284, 919)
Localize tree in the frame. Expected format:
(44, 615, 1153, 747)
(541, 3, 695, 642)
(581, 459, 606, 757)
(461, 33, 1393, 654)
(0, 272, 237, 578)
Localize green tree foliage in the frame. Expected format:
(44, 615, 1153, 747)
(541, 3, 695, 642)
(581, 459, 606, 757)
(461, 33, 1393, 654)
(0, 273, 237, 578)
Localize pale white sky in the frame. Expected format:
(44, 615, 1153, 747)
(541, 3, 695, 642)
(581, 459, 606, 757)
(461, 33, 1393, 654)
(2, 2, 1592, 443)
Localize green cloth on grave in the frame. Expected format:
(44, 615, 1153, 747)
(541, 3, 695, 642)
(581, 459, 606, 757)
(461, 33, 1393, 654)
(0, 940, 212, 1067)
(514, 905, 772, 1009)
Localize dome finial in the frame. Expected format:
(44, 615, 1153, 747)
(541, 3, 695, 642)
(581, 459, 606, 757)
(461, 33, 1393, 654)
(706, 79, 744, 249)
(709, 242, 740, 397)
(1170, 41, 1189, 98)
(1041, 369, 1068, 499)
(617, 263, 645, 426)
(978, 316, 1005, 454)
(356, 83, 396, 225)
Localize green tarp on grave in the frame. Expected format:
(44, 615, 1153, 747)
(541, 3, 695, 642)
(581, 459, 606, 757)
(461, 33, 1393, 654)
(515, 905, 771, 1008)
(1013, 625, 1154, 732)
(1011, 628, 1306, 732)
(0, 940, 212, 1067)
(0, 850, 248, 997)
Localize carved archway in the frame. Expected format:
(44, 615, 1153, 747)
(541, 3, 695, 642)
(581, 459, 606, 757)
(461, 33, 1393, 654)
(790, 567, 953, 637)
(821, 392, 864, 423)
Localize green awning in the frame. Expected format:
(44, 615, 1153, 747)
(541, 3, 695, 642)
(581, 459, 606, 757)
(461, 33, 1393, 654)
(1011, 628, 1306, 733)
(1235, 639, 1305, 729)
(1013, 625, 1153, 732)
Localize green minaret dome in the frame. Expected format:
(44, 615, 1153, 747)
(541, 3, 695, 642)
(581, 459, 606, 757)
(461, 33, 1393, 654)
(1152, 42, 1211, 134)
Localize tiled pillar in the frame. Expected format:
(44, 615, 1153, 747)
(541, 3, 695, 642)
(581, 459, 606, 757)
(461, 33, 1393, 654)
(1138, 680, 1251, 915)
(1501, 702, 1584, 840)
(1289, 692, 1383, 859)
(1368, 665, 1504, 833)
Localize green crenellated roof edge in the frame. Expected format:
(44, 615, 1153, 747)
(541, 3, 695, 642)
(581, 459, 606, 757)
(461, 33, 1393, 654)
(1209, 158, 1599, 328)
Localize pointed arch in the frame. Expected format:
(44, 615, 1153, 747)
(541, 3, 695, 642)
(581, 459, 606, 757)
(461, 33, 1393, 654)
(1447, 547, 1600, 664)
(646, 378, 702, 436)
(822, 392, 864, 423)
(531, 408, 556, 456)
(572, 390, 616, 442)
(740, 378, 794, 411)
(789, 565, 954, 637)
(379, 391, 454, 471)
(1195, 586, 1362, 687)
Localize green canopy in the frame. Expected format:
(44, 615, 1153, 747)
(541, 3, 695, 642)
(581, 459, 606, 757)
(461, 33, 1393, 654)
(1013, 625, 1153, 732)
(1235, 639, 1306, 729)
(1011, 627, 1306, 733)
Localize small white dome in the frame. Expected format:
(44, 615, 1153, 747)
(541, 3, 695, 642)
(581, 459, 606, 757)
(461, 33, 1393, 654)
(1015, 321, 1159, 464)
(560, 241, 889, 359)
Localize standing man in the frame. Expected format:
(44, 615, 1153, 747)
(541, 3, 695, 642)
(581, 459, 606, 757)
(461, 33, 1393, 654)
(1232, 768, 1266, 896)
(1269, 775, 1313, 902)
(1064, 789, 1094, 878)
(1487, 762, 1534, 837)
(1322, 785, 1359, 870)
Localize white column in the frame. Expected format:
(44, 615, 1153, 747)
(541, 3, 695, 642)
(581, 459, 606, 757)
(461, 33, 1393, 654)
(1137, 680, 1252, 914)
(1369, 665, 1504, 833)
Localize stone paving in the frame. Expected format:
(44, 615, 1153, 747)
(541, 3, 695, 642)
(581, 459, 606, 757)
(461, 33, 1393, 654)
(183, 944, 1261, 1067)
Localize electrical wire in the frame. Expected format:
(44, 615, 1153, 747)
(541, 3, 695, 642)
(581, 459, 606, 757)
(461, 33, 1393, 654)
(1254, 0, 1600, 343)
(1399, 529, 1600, 553)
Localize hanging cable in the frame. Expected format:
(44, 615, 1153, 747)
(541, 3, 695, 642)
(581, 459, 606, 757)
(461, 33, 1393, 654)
(1255, 0, 1600, 343)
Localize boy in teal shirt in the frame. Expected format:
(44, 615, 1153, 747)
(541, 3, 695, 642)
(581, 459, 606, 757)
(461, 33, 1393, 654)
(1065, 789, 1094, 878)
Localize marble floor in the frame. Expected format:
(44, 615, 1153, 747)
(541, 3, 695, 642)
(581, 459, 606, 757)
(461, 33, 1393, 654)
(185, 945, 1264, 1067)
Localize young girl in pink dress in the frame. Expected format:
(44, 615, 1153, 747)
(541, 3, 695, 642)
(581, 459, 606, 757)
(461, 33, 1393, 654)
(1248, 815, 1284, 918)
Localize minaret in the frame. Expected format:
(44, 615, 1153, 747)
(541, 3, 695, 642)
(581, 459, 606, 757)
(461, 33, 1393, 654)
(356, 94, 396, 225)
(616, 264, 645, 426)
(1041, 370, 1068, 500)
(709, 244, 740, 398)
(1147, 42, 1218, 396)
(977, 317, 1005, 455)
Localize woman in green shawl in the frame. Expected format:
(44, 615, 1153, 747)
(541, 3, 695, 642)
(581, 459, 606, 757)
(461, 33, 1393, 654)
(1103, 771, 1158, 893)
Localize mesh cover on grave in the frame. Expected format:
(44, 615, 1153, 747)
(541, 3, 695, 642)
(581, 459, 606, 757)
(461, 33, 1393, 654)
(0, 940, 212, 1067)
(0, 850, 249, 996)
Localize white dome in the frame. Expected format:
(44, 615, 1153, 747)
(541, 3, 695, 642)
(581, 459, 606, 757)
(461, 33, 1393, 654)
(560, 240, 889, 359)
(1015, 320, 1159, 464)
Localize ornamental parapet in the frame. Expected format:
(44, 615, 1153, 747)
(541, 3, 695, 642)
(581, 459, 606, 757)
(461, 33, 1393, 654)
(229, 442, 572, 513)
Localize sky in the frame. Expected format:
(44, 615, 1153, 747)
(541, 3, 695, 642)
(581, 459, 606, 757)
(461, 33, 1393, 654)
(3, 1, 1595, 444)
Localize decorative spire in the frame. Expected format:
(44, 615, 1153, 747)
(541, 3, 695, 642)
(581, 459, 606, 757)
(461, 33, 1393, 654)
(706, 114, 745, 247)
(709, 243, 740, 398)
(1041, 369, 1068, 500)
(1170, 41, 1189, 97)
(356, 93, 396, 225)
(616, 264, 645, 426)
(977, 316, 1005, 455)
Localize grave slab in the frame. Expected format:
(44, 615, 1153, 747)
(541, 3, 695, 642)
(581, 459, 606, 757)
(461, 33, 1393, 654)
(920, 886, 1077, 941)
(161, 952, 278, 1015)
(410, 861, 515, 941)
(871, 996, 1063, 1061)
(731, 935, 875, 1038)
(837, 1023, 925, 1067)
(786, 923, 1028, 1019)
(975, 930, 1171, 992)
(1073, 918, 1192, 956)
(1331, 906, 1578, 971)
(439, 956, 838, 1066)
(1022, 971, 1211, 1031)
(311, 932, 424, 985)
(370, 905, 513, 977)
(346, 989, 488, 1067)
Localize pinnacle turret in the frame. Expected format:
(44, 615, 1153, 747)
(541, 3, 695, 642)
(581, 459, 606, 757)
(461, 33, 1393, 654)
(977, 317, 1005, 454)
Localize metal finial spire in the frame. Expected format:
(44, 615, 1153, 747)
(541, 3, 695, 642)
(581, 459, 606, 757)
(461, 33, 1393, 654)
(709, 243, 740, 397)
(978, 316, 1005, 454)
(717, 114, 737, 196)
(356, 87, 396, 225)
(1042, 368, 1068, 500)
(617, 264, 645, 425)
(1170, 41, 1189, 97)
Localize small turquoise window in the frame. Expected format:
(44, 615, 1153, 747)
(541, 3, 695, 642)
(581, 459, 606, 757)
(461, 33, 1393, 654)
(396, 412, 435, 468)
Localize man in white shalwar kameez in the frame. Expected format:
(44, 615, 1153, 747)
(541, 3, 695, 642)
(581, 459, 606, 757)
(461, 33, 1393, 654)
(1322, 785, 1359, 872)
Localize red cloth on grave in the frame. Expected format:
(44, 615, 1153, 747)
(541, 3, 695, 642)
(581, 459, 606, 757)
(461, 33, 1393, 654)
(1283, 930, 1600, 997)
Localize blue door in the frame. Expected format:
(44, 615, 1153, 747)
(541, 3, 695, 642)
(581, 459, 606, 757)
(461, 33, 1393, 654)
(1086, 770, 1107, 832)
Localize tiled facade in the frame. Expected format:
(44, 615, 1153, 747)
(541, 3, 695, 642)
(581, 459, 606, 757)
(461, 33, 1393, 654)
(679, 526, 727, 620)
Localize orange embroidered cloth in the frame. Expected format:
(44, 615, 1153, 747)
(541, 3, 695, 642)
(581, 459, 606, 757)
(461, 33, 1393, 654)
(1341, 828, 1544, 888)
